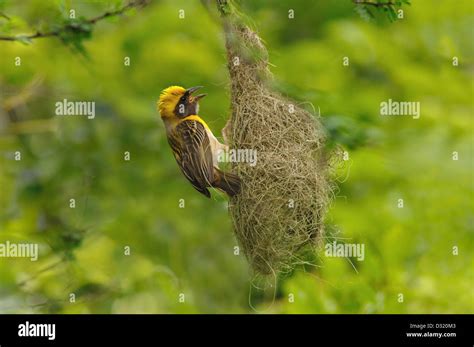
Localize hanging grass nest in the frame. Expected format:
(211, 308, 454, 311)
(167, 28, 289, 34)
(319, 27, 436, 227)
(220, 13, 335, 275)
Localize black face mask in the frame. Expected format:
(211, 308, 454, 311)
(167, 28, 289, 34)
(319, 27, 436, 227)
(174, 98, 198, 118)
(174, 86, 205, 118)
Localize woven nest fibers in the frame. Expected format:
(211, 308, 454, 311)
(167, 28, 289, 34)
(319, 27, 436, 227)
(223, 23, 335, 275)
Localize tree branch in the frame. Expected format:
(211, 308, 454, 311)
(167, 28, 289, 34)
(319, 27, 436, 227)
(0, 12, 11, 20)
(0, 0, 149, 42)
(352, 0, 396, 7)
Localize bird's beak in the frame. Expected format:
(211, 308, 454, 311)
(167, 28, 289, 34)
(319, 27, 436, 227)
(185, 86, 204, 95)
(194, 93, 207, 100)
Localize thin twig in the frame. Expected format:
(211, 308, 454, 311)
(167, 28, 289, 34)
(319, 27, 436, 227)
(352, 0, 396, 7)
(17, 258, 65, 287)
(0, 11, 11, 20)
(0, 0, 149, 42)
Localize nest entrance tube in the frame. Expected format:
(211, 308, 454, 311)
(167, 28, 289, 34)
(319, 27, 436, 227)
(219, 2, 333, 275)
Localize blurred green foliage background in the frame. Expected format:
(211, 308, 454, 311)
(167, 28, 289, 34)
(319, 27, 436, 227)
(0, 0, 472, 313)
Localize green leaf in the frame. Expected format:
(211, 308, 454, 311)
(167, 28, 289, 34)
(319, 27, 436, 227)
(112, 0, 124, 11)
(354, 5, 374, 22)
(127, 7, 137, 17)
(56, 16, 94, 56)
(16, 35, 32, 45)
(386, 6, 398, 22)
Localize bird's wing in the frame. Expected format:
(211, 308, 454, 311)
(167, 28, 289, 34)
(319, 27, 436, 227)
(169, 119, 215, 198)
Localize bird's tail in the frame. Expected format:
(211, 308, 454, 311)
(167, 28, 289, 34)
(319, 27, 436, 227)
(213, 169, 241, 197)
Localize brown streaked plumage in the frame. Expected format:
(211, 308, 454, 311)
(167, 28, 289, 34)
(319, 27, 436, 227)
(158, 86, 240, 198)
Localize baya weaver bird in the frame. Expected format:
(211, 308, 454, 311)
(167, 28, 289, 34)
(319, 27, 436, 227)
(157, 85, 240, 198)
